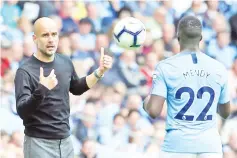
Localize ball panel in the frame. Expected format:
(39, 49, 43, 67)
(136, 29, 146, 46)
(117, 32, 134, 48)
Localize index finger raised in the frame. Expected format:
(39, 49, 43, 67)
(40, 67, 44, 77)
(100, 47, 104, 61)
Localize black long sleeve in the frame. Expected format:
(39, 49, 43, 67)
(69, 62, 90, 95)
(14, 53, 89, 139)
(14, 69, 49, 120)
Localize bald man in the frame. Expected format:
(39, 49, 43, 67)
(143, 16, 229, 158)
(14, 17, 113, 158)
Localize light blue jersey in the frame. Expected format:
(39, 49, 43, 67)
(151, 51, 229, 153)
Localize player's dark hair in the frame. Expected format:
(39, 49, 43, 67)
(177, 16, 202, 42)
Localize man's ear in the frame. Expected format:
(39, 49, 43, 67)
(33, 34, 37, 44)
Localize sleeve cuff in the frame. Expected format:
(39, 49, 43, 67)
(218, 100, 230, 105)
(81, 76, 90, 91)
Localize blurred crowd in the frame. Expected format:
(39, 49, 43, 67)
(1, 0, 237, 158)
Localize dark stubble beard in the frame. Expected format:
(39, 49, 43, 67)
(39, 47, 55, 57)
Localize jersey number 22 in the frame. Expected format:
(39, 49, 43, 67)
(174, 86, 215, 121)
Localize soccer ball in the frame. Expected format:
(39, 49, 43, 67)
(113, 17, 146, 50)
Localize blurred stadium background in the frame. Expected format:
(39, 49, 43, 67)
(1, 0, 237, 158)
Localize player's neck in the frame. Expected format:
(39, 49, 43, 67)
(34, 51, 54, 63)
(180, 44, 199, 52)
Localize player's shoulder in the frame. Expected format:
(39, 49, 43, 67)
(200, 52, 227, 71)
(153, 55, 181, 77)
(156, 53, 181, 68)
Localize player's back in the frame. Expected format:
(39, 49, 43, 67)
(158, 51, 228, 153)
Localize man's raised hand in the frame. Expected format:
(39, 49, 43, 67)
(39, 67, 58, 90)
(99, 47, 113, 73)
